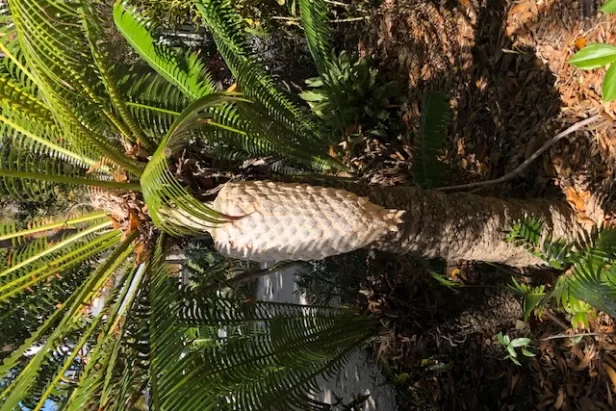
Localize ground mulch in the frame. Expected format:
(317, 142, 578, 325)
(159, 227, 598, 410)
(334, 0, 616, 409)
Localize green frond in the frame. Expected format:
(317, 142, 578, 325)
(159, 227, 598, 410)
(48, 262, 144, 410)
(0, 106, 94, 167)
(146, 236, 377, 411)
(0, 142, 140, 203)
(236, 100, 343, 170)
(193, 0, 330, 148)
(508, 218, 616, 319)
(0, 76, 55, 129)
(121, 70, 189, 142)
(79, 3, 155, 152)
(506, 217, 573, 269)
(413, 92, 450, 189)
(0, 10, 37, 92)
(55, 100, 146, 176)
(22, 245, 138, 411)
(141, 94, 246, 236)
(0, 264, 90, 367)
(0, 228, 122, 305)
(113, 1, 217, 100)
(507, 218, 613, 269)
(509, 277, 547, 322)
(299, 0, 334, 76)
(0, 220, 112, 282)
(9, 0, 145, 176)
(568, 256, 616, 318)
(0, 211, 108, 247)
(0, 231, 137, 410)
(105, 279, 151, 410)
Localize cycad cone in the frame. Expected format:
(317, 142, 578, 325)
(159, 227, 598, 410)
(211, 181, 404, 261)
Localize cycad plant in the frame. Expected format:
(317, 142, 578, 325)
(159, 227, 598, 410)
(0, 0, 378, 409)
(507, 218, 616, 326)
(0, 0, 602, 408)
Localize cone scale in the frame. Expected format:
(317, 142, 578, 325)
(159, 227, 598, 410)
(210, 181, 404, 261)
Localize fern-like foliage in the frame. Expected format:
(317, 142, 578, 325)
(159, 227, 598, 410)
(507, 217, 616, 322)
(148, 237, 377, 411)
(193, 0, 331, 149)
(113, 1, 216, 101)
(299, 0, 334, 76)
(413, 92, 450, 189)
(0, 0, 378, 409)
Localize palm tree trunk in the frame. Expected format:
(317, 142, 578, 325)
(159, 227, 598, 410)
(210, 181, 585, 266)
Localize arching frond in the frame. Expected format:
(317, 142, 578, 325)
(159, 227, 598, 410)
(0, 143, 140, 203)
(0, 74, 55, 130)
(113, 1, 216, 101)
(0, 103, 93, 167)
(147, 236, 377, 411)
(121, 70, 190, 143)
(8, 0, 145, 175)
(0, 231, 137, 410)
(508, 218, 616, 318)
(569, 256, 616, 318)
(79, 3, 155, 152)
(0, 228, 122, 305)
(0, 211, 108, 247)
(413, 92, 450, 189)
(193, 0, 328, 147)
(0, 8, 37, 92)
(141, 94, 244, 236)
(52, 261, 144, 410)
(299, 0, 334, 76)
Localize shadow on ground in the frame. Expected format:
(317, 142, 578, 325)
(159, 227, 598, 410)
(316, 0, 616, 409)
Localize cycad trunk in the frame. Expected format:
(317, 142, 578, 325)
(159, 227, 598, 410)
(210, 181, 584, 266)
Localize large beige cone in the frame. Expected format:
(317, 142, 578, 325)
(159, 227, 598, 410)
(211, 181, 404, 261)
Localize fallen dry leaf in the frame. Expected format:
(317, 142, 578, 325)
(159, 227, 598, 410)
(603, 362, 616, 392)
(575, 37, 586, 50)
(134, 241, 148, 264)
(110, 217, 121, 230)
(566, 187, 587, 212)
(553, 388, 565, 409)
(85, 160, 103, 175)
(128, 209, 141, 234)
(509, 372, 520, 395)
(112, 172, 128, 183)
(605, 356, 616, 370)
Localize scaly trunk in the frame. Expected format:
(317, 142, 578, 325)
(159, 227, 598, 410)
(210, 181, 585, 266)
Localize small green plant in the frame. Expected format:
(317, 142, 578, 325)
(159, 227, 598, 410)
(300, 50, 398, 139)
(297, 0, 399, 141)
(507, 217, 616, 327)
(496, 332, 535, 366)
(509, 277, 546, 322)
(569, 0, 616, 101)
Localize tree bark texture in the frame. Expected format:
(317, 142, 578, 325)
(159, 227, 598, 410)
(207, 180, 585, 266)
(356, 184, 584, 266)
